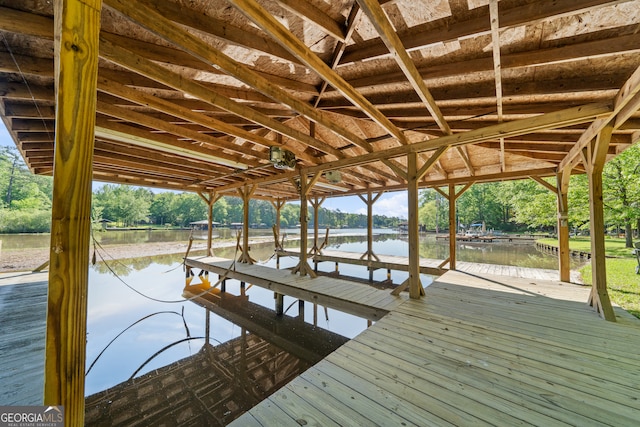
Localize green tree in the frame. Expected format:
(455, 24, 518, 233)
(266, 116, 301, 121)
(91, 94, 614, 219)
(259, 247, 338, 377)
(456, 183, 506, 231)
(93, 185, 152, 226)
(502, 179, 556, 231)
(418, 188, 448, 231)
(173, 193, 207, 227)
(149, 192, 178, 225)
(602, 144, 640, 246)
(212, 197, 229, 224)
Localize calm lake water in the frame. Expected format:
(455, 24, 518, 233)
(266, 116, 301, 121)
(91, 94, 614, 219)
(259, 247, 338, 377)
(1, 229, 582, 424)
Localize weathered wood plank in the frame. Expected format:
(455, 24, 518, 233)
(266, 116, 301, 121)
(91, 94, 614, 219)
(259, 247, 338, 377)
(312, 361, 444, 427)
(338, 339, 559, 426)
(357, 324, 634, 426)
(382, 310, 640, 396)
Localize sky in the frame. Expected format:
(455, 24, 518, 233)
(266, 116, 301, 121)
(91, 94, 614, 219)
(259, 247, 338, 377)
(0, 120, 409, 218)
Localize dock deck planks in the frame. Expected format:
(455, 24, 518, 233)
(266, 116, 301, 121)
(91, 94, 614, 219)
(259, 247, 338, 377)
(223, 268, 640, 426)
(185, 256, 408, 321)
(2, 263, 639, 425)
(276, 248, 583, 283)
(0, 272, 48, 405)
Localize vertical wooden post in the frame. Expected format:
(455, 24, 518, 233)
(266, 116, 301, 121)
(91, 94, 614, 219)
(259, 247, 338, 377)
(407, 152, 423, 298)
(271, 198, 285, 251)
(309, 196, 326, 254)
(299, 176, 310, 272)
(292, 171, 319, 277)
(359, 192, 383, 263)
(583, 125, 616, 321)
(237, 185, 255, 263)
(198, 191, 221, 257)
(448, 183, 457, 271)
(556, 172, 571, 282)
(45, 0, 102, 423)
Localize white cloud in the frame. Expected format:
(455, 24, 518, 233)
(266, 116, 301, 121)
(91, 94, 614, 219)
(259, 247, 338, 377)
(373, 192, 408, 219)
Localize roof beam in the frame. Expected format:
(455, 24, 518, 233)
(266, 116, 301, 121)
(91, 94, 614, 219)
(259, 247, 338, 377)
(96, 76, 330, 164)
(356, 0, 451, 136)
(559, 65, 640, 171)
(98, 36, 342, 160)
(103, 0, 375, 153)
(275, 0, 346, 41)
(143, 0, 300, 63)
(0, 5, 315, 94)
(489, 0, 505, 172)
(333, 101, 609, 168)
(226, 0, 407, 144)
(340, 0, 633, 64)
(216, 103, 612, 191)
(313, 3, 361, 108)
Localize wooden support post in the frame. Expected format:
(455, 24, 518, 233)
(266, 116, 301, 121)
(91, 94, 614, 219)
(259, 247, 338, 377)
(237, 184, 255, 264)
(556, 172, 571, 282)
(275, 292, 284, 315)
(198, 191, 221, 257)
(220, 275, 226, 293)
(313, 302, 318, 326)
(583, 126, 616, 321)
(45, 0, 102, 422)
(530, 175, 571, 283)
(358, 191, 383, 263)
(309, 196, 326, 254)
(407, 152, 423, 298)
(292, 171, 319, 277)
(271, 198, 285, 251)
(298, 299, 305, 321)
(448, 184, 457, 271)
(443, 183, 472, 271)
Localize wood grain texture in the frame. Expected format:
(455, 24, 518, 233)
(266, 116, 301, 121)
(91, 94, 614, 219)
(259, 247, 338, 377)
(45, 0, 102, 424)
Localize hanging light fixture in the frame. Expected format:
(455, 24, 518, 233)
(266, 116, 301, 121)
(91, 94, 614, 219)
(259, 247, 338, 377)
(269, 146, 297, 170)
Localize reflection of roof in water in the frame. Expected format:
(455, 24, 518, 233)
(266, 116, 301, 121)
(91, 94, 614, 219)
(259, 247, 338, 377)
(183, 284, 350, 364)
(85, 334, 310, 426)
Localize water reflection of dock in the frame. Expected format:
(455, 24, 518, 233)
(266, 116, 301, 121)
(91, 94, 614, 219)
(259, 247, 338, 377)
(182, 284, 349, 364)
(85, 334, 310, 426)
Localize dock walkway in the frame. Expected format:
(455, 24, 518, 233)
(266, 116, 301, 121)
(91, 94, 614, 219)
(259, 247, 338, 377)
(222, 268, 639, 426)
(185, 256, 408, 321)
(0, 271, 48, 405)
(3, 262, 638, 424)
(276, 248, 583, 283)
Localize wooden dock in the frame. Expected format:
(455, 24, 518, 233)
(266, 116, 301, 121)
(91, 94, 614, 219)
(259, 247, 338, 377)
(0, 271, 48, 405)
(221, 268, 640, 426)
(277, 248, 446, 276)
(185, 256, 409, 321)
(4, 262, 639, 425)
(275, 248, 582, 283)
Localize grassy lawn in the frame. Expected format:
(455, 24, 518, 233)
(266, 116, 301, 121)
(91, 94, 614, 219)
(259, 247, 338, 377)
(537, 236, 639, 318)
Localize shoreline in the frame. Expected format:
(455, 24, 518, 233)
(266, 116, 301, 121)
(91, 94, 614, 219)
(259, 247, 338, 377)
(0, 237, 276, 273)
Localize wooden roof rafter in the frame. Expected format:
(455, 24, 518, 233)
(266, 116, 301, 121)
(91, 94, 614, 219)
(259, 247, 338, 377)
(0, 0, 638, 200)
(226, 0, 407, 145)
(102, 0, 376, 154)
